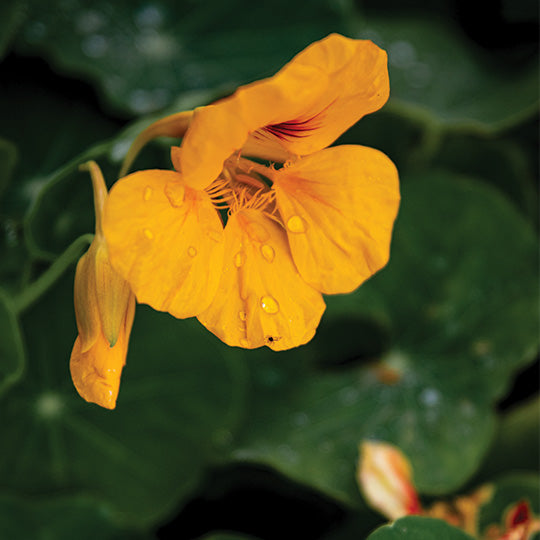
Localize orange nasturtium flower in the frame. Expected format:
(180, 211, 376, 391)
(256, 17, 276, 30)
(358, 440, 540, 539)
(103, 33, 400, 350)
(70, 161, 136, 409)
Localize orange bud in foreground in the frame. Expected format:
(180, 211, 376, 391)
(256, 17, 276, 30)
(70, 161, 136, 409)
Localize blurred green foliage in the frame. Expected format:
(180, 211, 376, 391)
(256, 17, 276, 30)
(0, 0, 538, 538)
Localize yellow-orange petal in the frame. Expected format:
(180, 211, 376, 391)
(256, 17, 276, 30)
(196, 208, 325, 350)
(93, 241, 134, 347)
(102, 169, 224, 318)
(73, 246, 100, 353)
(178, 34, 389, 189)
(70, 293, 134, 410)
(70, 323, 129, 409)
(273, 145, 400, 295)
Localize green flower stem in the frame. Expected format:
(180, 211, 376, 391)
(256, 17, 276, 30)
(13, 234, 94, 315)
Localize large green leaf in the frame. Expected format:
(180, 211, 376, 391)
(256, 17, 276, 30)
(431, 132, 539, 223)
(228, 171, 539, 505)
(0, 76, 120, 221)
(353, 16, 538, 130)
(16, 0, 345, 116)
(0, 492, 150, 540)
(0, 264, 247, 527)
(478, 397, 540, 480)
(367, 516, 474, 540)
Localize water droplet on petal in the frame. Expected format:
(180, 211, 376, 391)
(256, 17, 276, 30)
(238, 311, 247, 321)
(164, 182, 184, 207)
(261, 295, 279, 314)
(260, 244, 275, 262)
(287, 215, 306, 233)
(187, 246, 197, 257)
(143, 186, 153, 201)
(144, 228, 154, 239)
(234, 251, 246, 268)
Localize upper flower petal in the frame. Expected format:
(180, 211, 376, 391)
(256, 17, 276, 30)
(273, 145, 400, 294)
(103, 169, 225, 318)
(196, 208, 325, 350)
(177, 34, 389, 189)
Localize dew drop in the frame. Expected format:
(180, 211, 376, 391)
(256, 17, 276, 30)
(261, 295, 279, 314)
(291, 412, 310, 426)
(286, 215, 306, 233)
(76, 9, 106, 34)
(143, 186, 153, 201)
(187, 246, 197, 257)
(164, 182, 185, 207)
(35, 392, 63, 419)
(238, 311, 247, 321)
(234, 251, 246, 268)
(339, 386, 359, 406)
(419, 388, 441, 407)
(260, 244, 275, 262)
(135, 4, 164, 28)
(144, 228, 154, 239)
(277, 444, 299, 464)
(82, 34, 108, 58)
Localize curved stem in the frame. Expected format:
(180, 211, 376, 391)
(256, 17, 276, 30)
(79, 161, 107, 237)
(13, 234, 94, 315)
(119, 110, 193, 178)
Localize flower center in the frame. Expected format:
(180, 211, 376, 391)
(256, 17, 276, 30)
(206, 156, 278, 220)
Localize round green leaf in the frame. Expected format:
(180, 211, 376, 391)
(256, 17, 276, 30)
(479, 397, 540, 480)
(229, 172, 539, 504)
(17, 0, 346, 115)
(353, 17, 538, 130)
(0, 267, 246, 527)
(0, 492, 149, 540)
(432, 132, 538, 223)
(0, 79, 119, 221)
(367, 516, 474, 540)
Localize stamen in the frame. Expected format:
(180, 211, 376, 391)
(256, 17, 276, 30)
(205, 158, 278, 218)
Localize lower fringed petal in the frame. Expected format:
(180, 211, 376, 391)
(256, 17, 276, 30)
(273, 145, 400, 294)
(70, 334, 124, 410)
(103, 169, 225, 318)
(197, 209, 325, 351)
(70, 295, 134, 410)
